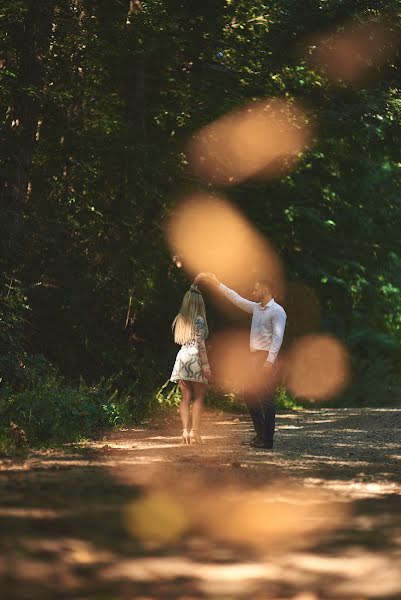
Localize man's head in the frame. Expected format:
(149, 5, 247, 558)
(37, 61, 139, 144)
(251, 279, 274, 303)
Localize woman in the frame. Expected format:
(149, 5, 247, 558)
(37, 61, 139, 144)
(170, 283, 211, 444)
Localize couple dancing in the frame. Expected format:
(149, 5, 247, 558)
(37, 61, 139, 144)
(170, 273, 287, 449)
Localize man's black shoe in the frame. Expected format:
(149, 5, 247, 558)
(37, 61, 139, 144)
(241, 434, 263, 446)
(250, 438, 273, 450)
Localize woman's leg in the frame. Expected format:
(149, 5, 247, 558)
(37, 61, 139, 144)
(178, 380, 193, 430)
(191, 382, 207, 433)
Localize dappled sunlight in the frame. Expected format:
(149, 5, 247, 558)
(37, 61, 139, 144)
(129, 442, 181, 450)
(100, 555, 281, 596)
(304, 477, 401, 499)
(280, 548, 401, 598)
(306, 419, 336, 424)
(187, 98, 312, 185)
(100, 514, 401, 598)
(298, 456, 371, 466)
(112, 456, 169, 465)
(165, 193, 285, 296)
(0, 408, 400, 598)
(21, 536, 116, 566)
(214, 420, 248, 427)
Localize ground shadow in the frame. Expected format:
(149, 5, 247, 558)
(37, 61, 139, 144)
(0, 408, 400, 599)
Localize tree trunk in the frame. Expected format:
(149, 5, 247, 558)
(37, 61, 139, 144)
(1, 0, 55, 208)
(0, 0, 54, 267)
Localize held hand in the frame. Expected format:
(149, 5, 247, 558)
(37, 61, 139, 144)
(195, 272, 220, 287)
(207, 272, 220, 286)
(194, 273, 206, 284)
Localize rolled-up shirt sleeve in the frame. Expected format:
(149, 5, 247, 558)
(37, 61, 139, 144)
(218, 284, 256, 315)
(266, 309, 287, 364)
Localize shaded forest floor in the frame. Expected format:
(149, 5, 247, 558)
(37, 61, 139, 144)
(0, 407, 401, 600)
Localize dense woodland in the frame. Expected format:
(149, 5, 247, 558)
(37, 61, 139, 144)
(1, 0, 401, 446)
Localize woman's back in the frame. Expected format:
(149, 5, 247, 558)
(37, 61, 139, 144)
(182, 315, 206, 347)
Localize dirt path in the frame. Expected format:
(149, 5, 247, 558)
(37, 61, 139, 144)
(1, 407, 401, 600)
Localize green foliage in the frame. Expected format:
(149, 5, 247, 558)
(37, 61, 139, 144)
(155, 380, 181, 407)
(206, 388, 247, 413)
(332, 328, 401, 407)
(156, 379, 303, 411)
(275, 387, 304, 410)
(338, 356, 401, 407)
(0, 429, 28, 458)
(1, 0, 401, 436)
(0, 374, 128, 445)
(0, 275, 32, 387)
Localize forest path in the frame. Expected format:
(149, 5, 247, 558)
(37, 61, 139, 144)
(1, 407, 401, 599)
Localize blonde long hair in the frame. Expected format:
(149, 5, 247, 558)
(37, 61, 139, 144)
(172, 286, 209, 344)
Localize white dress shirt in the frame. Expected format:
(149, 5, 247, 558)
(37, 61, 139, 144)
(219, 284, 287, 364)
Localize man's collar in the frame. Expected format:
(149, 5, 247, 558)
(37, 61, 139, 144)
(259, 298, 274, 310)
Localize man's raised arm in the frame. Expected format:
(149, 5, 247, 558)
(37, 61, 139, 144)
(195, 273, 256, 315)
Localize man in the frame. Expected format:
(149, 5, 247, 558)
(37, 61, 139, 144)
(195, 273, 287, 449)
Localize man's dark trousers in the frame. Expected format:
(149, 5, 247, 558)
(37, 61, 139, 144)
(244, 351, 276, 445)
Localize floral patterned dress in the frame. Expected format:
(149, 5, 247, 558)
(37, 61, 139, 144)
(170, 316, 210, 384)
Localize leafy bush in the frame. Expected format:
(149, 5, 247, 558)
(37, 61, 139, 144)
(332, 328, 401, 407)
(155, 379, 181, 406)
(327, 356, 401, 407)
(0, 275, 30, 387)
(275, 386, 304, 410)
(0, 374, 128, 445)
